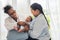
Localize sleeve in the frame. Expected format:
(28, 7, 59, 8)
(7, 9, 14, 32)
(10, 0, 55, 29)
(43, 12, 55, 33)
(29, 22, 34, 30)
(5, 18, 15, 31)
(30, 16, 48, 38)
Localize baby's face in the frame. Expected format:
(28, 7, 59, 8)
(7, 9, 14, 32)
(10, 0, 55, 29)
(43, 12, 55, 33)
(26, 17, 32, 22)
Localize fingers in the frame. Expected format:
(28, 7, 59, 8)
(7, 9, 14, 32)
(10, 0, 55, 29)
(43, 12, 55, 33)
(18, 29, 22, 32)
(14, 26, 18, 31)
(17, 21, 26, 26)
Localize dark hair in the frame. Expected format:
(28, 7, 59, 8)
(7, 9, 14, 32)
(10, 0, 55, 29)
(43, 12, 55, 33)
(31, 3, 49, 26)
(4, 5, 12, 13)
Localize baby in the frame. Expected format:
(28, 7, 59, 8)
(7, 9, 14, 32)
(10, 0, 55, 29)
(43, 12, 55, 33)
(15, 16, 33, 32)
(25, 16, 32, 23)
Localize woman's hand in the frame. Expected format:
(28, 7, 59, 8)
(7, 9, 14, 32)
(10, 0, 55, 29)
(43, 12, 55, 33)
(18, 29, 24, 32)
(17, 21, 26, 26)
(13, 26, 18, 31)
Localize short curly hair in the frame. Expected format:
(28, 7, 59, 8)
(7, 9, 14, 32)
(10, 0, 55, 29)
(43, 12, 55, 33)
(4, 5, 12, 13)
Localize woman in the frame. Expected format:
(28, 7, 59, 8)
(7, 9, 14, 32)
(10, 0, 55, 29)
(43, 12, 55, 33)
(28, 3, 51, 40)
(4, 5, 29, 40)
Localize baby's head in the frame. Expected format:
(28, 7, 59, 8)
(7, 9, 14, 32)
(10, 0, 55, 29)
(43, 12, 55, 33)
(25, 16, 32, 22)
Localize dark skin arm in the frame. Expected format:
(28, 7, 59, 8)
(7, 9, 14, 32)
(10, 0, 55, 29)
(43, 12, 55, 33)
(12, 17, 29, 32)
(17, 21, 29, 32)
(18, 24, 29, 32)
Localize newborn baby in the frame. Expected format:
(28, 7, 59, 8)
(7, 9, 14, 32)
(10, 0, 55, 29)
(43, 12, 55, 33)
(25, 16, 32, 23)
(15, 16, 33, 32)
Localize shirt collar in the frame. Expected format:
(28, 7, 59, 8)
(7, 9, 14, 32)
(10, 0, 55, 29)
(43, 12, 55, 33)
(35, 13, 43, 18)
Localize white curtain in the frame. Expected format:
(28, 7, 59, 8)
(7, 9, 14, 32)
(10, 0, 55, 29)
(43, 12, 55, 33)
(16, 0, 31, 21)
(0, 0, 8, 40)
(0, 0, 60, 40)
(46, 0, 60, 40)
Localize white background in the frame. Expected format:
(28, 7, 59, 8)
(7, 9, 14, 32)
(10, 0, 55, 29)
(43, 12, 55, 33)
(0, 0, 60, 40)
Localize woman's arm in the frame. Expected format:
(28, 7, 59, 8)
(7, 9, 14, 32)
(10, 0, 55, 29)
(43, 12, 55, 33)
(17, 21, 29, 32)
